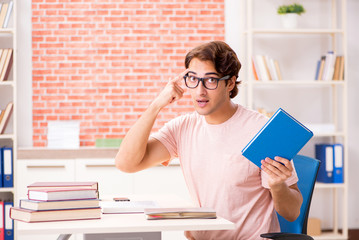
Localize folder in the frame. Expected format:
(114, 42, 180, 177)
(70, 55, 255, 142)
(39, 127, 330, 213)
(2, 148, 12, 188)
(333, 144, 344, 183)
(0, 201, 4, 240)
(4, 202, 13, 240)
(0, 148, 3, 188)
(315, 144, 334, 183)
(241, 108, 313, 168)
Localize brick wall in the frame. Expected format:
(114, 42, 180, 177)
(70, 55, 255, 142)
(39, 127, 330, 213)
(32, 0, 225, 147)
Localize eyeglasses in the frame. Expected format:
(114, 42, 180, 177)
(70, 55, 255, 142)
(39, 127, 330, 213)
(183, 74, 231, 90)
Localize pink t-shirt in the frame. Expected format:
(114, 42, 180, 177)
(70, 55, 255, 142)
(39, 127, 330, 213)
(151, 105, 298, 240)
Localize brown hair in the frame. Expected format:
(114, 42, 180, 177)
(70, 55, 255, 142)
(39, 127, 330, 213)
(184, 41, 241, 98)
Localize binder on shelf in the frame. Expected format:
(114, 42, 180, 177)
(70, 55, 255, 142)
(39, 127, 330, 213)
(4, 202, 13, 240)
(315, 144, 334, 183)
(333, 144, 344, 183)
(0, 149, 3, 188)
(242, 108, 313, 168)
(0, 201, 4, 240)
(2, 147, 13, 188)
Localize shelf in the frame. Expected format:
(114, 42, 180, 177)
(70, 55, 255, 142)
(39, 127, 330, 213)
(0, 81, 14, 87)
(0, 134, 15, 139)
(0, 28, 14, 34)
(246, 29, 344, 35)
(313, 132, 345, 137)
(315, 183, 345, 189)
(0, 187, 14, 192)
(313, 232, 347, 240)
(248, 81, 345, 86)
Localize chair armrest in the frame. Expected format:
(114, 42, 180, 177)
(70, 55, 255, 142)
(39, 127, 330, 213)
(260, 232, 314, 240)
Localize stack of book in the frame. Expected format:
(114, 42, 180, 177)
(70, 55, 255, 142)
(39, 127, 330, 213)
(252, 55, 282, 81)
(10, 182, 101, 223)
(0, 102, 13, 134)
(315, 51, 344, 81)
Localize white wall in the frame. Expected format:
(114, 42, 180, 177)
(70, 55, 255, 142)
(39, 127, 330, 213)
(17, 0, 359, 228)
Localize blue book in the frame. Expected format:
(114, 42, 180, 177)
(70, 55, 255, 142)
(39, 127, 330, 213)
(242, 108, 313, 168)
(315, 144, 334, 183)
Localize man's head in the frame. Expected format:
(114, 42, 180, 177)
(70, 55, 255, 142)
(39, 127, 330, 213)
(184, 41, 241, 99)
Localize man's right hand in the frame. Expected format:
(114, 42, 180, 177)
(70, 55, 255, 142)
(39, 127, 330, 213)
(152, 69, 189, 110)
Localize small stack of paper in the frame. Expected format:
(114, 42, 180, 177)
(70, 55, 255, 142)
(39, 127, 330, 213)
(47, 121, 80, 149)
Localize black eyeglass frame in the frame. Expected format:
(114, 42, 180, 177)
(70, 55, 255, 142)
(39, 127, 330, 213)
(183, 74, 231, 90)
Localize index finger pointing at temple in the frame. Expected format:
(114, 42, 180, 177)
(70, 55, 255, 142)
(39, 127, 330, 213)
(171, 69, 190, 83)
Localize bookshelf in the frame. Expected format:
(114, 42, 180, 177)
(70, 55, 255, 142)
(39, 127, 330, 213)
(240, 0, 348, 239)
(0, 0, 16, 239)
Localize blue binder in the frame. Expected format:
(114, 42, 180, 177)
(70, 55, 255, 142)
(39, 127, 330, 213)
(241, 108, 313, 168)
(333, 144, 344, 183)
(315, 144, 334, 183)
(0, 148, 3, 187)
(2, 147, 13, 188)
(4, 201, 13, 240)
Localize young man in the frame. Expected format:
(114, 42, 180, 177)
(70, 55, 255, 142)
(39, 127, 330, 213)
(115, 41, 302, 239)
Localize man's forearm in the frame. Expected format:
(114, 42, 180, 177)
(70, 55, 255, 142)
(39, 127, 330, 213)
(271, 184, 303, 222)
(115, 101, 162, 172)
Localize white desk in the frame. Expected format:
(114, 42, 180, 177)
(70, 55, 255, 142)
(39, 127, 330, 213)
(16, 195, 235, 240)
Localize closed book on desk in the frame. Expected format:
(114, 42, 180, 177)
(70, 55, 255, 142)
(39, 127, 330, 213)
(28, 188, 98, 201)
(144, 207, 216, 220)
(242, 108, 313, 168)
(20, 199, 100, 211)
(10, 207, 101, 223)
(27, 181, 98, 190)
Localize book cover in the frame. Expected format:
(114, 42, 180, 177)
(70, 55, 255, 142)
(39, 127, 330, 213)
(0, 3, 8, 29)
(144, 207, 216, 220)
(0, 102, 13, 134)
(27, 181, 98, 190)
(2, 1, 13, 28)
(10, 207, 101, 223)
(0, 49, 13, 81)
(28, 188, 98, 201)
(19, 199, 100, 211)
(242, 108, 313, 168)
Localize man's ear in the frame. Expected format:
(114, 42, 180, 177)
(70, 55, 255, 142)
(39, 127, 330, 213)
(227, 76, 236, 92)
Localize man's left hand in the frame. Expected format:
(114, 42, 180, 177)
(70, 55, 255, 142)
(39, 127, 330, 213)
(261, 156, 293, 190)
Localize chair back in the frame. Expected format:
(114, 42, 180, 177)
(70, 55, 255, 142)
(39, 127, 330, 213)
(277, 155, 320, 234)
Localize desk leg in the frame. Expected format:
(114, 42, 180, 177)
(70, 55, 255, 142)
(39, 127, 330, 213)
(57, 234, 72, 240)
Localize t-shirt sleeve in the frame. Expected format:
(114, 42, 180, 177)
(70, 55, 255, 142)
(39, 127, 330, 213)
(150, 117, 181, 166)
(261, 160, 299, 189)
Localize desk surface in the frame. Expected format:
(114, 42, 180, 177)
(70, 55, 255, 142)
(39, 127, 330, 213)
(16, 195, 235, 235)
(17, 213, 234, 235)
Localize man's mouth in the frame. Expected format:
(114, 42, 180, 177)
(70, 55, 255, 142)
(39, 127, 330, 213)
(197, 99, 209, 107)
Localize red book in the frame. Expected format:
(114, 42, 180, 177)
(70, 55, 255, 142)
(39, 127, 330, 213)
(28, 188, 98, 201)
(10, 207, 101, 223)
